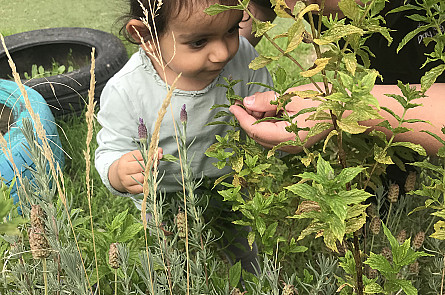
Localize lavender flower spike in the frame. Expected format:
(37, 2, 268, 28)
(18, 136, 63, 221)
(180, 104, 187, 123)
(138, 118, 148, 143)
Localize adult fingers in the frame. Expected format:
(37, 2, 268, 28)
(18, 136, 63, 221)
(229, 104, 295, 147)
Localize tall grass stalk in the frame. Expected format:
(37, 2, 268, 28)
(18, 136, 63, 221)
(1, 32, 93, 293)
(83, 47, 100, 293)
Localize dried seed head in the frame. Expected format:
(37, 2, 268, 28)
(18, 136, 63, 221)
(366, 267, 378, 279)
(409, 261, 419, 275)
(381, 247, 392, 262)
(295, 201, 321, 215)
(176, 211, 187, 238)
(404, 171, 416, 193)
(369, 217, 381, 235)
(30, 204, 45, 232)
(412, 231, 425, 250)
(29, 227, 50, 259)
(396, 229, 407, 245)
(387, 183, 399, 203)
(109, 243, 120, 269)
(138, 118, 148, 144)
(180, 104, 187, 124)
(282, 283, 297, 295)
(367, 203, 377, 218)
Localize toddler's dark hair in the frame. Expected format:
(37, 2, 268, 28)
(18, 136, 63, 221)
(120, 0, 240, 44)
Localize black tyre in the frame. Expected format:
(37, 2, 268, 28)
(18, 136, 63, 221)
(0, 27, 129, 117)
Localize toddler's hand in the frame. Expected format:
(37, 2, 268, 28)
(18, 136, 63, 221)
(108, 148, 163, 194)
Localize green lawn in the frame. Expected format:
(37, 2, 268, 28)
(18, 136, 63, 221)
(0, 0, 122, 36)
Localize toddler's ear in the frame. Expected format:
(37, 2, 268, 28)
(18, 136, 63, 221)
(126, 19, 151, 44)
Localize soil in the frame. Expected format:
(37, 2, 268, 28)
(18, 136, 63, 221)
(0, 103, 13, 135)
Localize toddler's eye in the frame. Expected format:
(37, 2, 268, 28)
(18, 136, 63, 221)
(189, 39, 207, 49)
(228, 24, 241, 34)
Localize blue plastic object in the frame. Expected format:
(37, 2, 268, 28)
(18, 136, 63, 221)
(0, 79, 64, 204)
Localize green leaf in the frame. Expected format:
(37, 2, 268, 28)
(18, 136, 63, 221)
(300, 58, 331, 77)
(249, 55, 280, 70)
(393, 279, 417, 295)
(343, 53, 357, 75)
(335, 167, 365, 185)
(397, 24, 433, 53)
(110, 209, 128, 231)
(253, 20, 276, 38)
(204, 2, 245, 15)
(314, 24, 364, 45)
(338, 0, 360, 22)
(365, 252, 396, 277)
(364, 282, 384, 294)
(381, 222, 398, 251)
(256, 216, 267, 236)
(229, 261, 242, 288)
(421, 64, 445, 93)
(117, 223, 143, 242)
(374, 145, 394, 165)
(337, 119, 369, 134)
(391, 142, 426, 156)
(285, 19, 305, 53)
(338, 189, 372, 205)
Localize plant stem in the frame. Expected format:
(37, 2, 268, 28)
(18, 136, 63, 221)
(441, 253, 445, 295)
(385, 203, 393, 227)
(42, 258, 48, 295)
(115, 269, 118, 295)
(352, 232, 364, 295)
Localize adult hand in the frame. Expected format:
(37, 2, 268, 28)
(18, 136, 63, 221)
(108, 148, 163, 194)
(229, 91, 298, 153)
(229, 90, 328, 153)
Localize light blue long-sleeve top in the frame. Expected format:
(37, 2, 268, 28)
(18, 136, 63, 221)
(95, 36, 272, 203)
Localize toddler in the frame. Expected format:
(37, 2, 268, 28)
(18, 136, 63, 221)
(95, 0, 272, 272)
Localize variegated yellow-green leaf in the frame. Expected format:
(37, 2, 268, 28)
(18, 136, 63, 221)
(421, 64, 445, 93)
(253, 20, 276, 38)
(314, 24, 364, 45)
(343, 53, 357, 76)
(274, 0, 292, 18)
(345, 214, 366, 234)
(338, 0, 361, 22)
(300, 57, 331, 77)
(249, 55, 280, 70)
(231, 155, 244, 173)
(297, 3, 320, 19)
(337, 119, 369, 134)
(323, 129, 338, 152)
(374, 145, 394, 165)
(391, 142, 426, 156)
(431, 221, 445, 240)
(307, 122, 332, 138)
(288, 89, 320, 98)
(286, 19, 305, 53)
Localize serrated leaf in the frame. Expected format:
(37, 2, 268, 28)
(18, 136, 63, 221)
(297, 4, 320, 19)
(421, 64, 445, 93)
(300, 58, 331, 77)
(204, 3, 244, 15)
(274, 0, 292, 18)
(397, 24, 433, 53)
(337, 119, 369, 134)
(391, 142, 426, 156)
(364, 282, 384, 293)
(256, 217, 266, 236)
(365, 252, 396, 276)
(338, 0, 360, 22)
(374, 145, 394, 165)
(335, 167, 365, 185)
(314, 24, 364, 45)
(393, 279, 417, 295)
(343, 53, 357, 75)
(249, 55, 280, 70)
(253, 20, 276, 37)
(110, 209, 129, 231)
(117, 223, 143, 242)
(323, 129, 338, 152)
(285, 19, 305, 53)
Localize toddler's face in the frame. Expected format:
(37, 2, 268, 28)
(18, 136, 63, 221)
(151, 4, 243, 91)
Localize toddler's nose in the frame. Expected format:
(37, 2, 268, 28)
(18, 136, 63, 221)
(209, 41, 231, 63)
